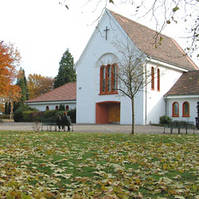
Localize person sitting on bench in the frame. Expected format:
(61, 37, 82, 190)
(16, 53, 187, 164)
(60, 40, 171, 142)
(61, 112, 71, 131)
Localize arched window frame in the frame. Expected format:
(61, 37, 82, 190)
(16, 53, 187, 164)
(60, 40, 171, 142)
(172, 102, 179, 117)
(100, 64, 118, 95)
(151, 67, 154, 90)
(157, 68, 160, 91)
(182, 101, 190, 117)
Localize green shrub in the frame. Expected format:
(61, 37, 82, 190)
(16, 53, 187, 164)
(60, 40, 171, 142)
(23, 111, 35, 122)
(159, 115, 172, 125)
(41, 110, 58, 122)
(13, 106, 25, 122)
(13, 106, 76, 123)
(32, 111, 44, 122)
(0, 114, 10, 120)
(13, 104, 38, 122)
(59, 104, 65, 111)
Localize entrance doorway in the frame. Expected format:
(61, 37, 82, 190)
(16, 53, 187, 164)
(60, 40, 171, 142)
(96, 101, 120, 124)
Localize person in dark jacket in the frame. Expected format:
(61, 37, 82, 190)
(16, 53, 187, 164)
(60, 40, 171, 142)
(56, 114, 62, 131)
(62, 112, 71, 131)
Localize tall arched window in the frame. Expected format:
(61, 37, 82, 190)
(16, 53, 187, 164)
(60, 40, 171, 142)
(112, 64, 118, 91)
(107, 65, 112, 92)
(151, 67, 154, 90)
(100, 66, 106, 93)
(172, 102, 179, 117)
(157, 68, 160, 91)
(183, 102, 190, 117)
(100, 64, 118, 95)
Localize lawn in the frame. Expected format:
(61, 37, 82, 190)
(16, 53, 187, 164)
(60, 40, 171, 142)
(0, 131, 199, 199)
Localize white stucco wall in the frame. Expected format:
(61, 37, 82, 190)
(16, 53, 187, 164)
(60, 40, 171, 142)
(145, 62, 183, 124)
(76, 10, 146, 124)
(166, 96, 199, 124)
(76, 9, 190, 125)
(26, 101, 76, 112)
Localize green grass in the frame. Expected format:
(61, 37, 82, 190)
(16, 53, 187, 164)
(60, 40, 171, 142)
(0, 131, 199, 198)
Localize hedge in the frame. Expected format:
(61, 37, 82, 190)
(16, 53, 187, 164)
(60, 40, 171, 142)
(13, 107, 76, 123)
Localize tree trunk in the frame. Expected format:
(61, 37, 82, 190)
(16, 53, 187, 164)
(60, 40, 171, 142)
(9, 101, 13, 120)
(131, 96, 135, 134)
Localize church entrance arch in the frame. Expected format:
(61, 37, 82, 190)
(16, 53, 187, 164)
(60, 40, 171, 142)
(96, 101, 120, 124)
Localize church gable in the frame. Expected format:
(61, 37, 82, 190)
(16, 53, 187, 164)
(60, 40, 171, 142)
(110, 10, 198, 71)
(76, 10, 140, 69)
(77, 9, 198, 72)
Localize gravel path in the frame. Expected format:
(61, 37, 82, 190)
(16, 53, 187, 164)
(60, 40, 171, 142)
(0, 122, 198, 134)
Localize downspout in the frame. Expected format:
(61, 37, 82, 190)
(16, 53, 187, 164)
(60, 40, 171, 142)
(164, 97, 168, 116)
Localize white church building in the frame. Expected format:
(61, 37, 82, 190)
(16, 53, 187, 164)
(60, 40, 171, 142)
(76, 9, 199, 125)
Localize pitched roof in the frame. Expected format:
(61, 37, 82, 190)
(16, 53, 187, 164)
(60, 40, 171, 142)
(26, 82, 76, 103)
(165, 71, 199, 96)
(110, 10, 198, 71)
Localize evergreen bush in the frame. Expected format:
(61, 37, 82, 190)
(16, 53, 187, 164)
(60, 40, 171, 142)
(13, 104, 38, 122)
(23, 111, 35, 122)
(159, 115, 172, 125)
(59, 104, 65, 111)
(13, 106, 76, 123)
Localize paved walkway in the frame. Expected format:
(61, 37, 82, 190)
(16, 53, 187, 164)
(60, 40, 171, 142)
(0, 122, 198, 134)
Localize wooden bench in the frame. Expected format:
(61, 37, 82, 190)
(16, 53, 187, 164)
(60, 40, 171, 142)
(163, 121, 196, 134)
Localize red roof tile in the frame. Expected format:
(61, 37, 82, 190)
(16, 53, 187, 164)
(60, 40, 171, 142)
(26, 82, 76, 103)
(110, 10, 198, 71)
(165, 71, 199, 96)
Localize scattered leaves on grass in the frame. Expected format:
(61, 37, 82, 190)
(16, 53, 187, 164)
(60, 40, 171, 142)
(0, 132, 198, 198)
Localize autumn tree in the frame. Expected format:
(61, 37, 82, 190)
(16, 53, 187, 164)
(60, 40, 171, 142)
(0, 41, 20, 96)
(0, 103, 4, 114)
(6, 85, 21, 119)
(16, 67, 29, 104)
(27, 74, 54, 99)
(0, 41, 21, 118)
(54, 49, 76, 88)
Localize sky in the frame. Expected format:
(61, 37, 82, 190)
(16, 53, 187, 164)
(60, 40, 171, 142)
(1, 0, 198, 78)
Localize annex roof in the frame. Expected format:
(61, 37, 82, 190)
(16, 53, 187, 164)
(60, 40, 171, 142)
(110, 10, 198, 71)
(26, 82, 76, 103)
(165, 71, 199, 96)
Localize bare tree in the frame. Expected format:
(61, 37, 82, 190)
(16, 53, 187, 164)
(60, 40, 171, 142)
(114, 42, 152, 134)
(60, 0, 199, 56)
(129, 0, 199, 56)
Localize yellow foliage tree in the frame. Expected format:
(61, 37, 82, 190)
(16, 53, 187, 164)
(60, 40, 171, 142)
(28, 74, 54, 99)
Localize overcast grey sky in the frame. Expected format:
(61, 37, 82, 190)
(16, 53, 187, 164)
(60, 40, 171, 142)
(1, 0, 197, 78)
